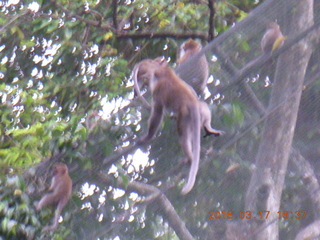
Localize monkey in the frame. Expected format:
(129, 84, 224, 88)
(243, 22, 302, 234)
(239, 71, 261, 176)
(132, 57, 162, 108)
(176, 39, 209, 96)
(176, 40, 223, 137)
(261, 22, 285, 54)
(132, 58, 223, 194)
(133, 57, 224, 138)
(34, 163, 72, 231)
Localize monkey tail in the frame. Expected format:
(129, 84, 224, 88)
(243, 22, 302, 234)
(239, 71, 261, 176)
(132, 63, 151, 108)
(181, 105, 201, 195)
(132, 64, 142, 98)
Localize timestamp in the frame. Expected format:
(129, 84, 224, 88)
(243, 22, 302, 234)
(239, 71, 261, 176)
(277, 211, 307, 219)
(208, 211, 234, 219)
(239, 210, 308, 219)
(208, 210, 307, 220)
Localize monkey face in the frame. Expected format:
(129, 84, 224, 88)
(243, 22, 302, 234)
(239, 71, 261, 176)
(52, 163, 68, 176)
(53, 167, 58, 176)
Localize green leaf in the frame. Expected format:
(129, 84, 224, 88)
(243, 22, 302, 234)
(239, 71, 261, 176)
(232, 102, 244, 126)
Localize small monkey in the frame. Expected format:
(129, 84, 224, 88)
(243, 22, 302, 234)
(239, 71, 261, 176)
(34, 163, 72, 231)
(132, 58, 223, 194)
(261, 22, 285, 54)
(176, 39, 209, 96)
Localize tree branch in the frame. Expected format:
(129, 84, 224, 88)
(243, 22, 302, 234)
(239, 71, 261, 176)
(116, 32, 208, 41)
(51, 1, 116, 31)
(0, 10, 30, 35)
(98, 172, 195, 240)
(208, 0, 216, 41)
(112, 0, 118, 31)
(294, 220, 320, 240)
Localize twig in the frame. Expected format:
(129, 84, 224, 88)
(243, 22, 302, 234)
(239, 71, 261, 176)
(0, 10, 30, 35)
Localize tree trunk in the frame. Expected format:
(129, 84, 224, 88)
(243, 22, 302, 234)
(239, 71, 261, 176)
(244, 0, 314, 239)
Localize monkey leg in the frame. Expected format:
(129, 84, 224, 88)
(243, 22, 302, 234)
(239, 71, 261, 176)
(36, 193, 57, 210)
(199, 101, 225, 137)
(177, 116, 194, 165)
(203, 125, 225, 138)
(179, 136, 193, 165)
(42, 198, 68, 231)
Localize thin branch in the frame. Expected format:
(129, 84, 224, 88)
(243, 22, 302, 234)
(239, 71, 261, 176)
(208, 0, 216, 41)
(116, 32, 208, 41)
(0, 10, 30, 35)
(212, 46, 266, 114)
(52, 1, 116, 31)
(97, 172, 195, 240)
(112, 0, 118, 31)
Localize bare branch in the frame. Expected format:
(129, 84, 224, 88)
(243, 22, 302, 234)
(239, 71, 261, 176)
(208, 0, 215, 41)
(98, 172, 195, 240)
(116, 32, 208, 41)
(0, 10, 30, 35)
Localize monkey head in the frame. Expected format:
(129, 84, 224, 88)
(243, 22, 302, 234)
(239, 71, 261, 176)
(52, 163, 68, 176)
(178, 39, 202, 62)
(132, 57, 167, 107)
(181, 39, 201, 51)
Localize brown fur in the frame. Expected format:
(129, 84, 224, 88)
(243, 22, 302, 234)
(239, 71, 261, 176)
(35, 163, 72, 231)
(133, 59, 201, 194)
(177, 39, 209, 95)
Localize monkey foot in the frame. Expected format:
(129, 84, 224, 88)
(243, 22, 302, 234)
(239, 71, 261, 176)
(203, 129, 225, 138)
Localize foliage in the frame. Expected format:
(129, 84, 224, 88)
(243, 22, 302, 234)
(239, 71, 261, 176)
(0, 175, 40, 240)
(0, 0, 319, 239)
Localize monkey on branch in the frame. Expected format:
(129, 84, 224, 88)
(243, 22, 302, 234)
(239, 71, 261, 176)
(34, 163, 72, 231)
(132, 58, 224, 194)
(176, 39, 209, 97)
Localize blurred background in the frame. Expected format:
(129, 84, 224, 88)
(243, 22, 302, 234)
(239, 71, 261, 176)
(0, 0, 319, 239)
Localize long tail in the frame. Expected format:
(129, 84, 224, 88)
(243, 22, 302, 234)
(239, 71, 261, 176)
(132, 63, 151, 108)
(181, 105, 201, 195)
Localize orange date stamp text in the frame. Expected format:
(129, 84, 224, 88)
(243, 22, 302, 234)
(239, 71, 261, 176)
(208, 210, 307, 220)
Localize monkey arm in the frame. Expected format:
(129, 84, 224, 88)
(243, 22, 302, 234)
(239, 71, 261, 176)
(138, 102, 163, 144)
(47, 177, 56, 192)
